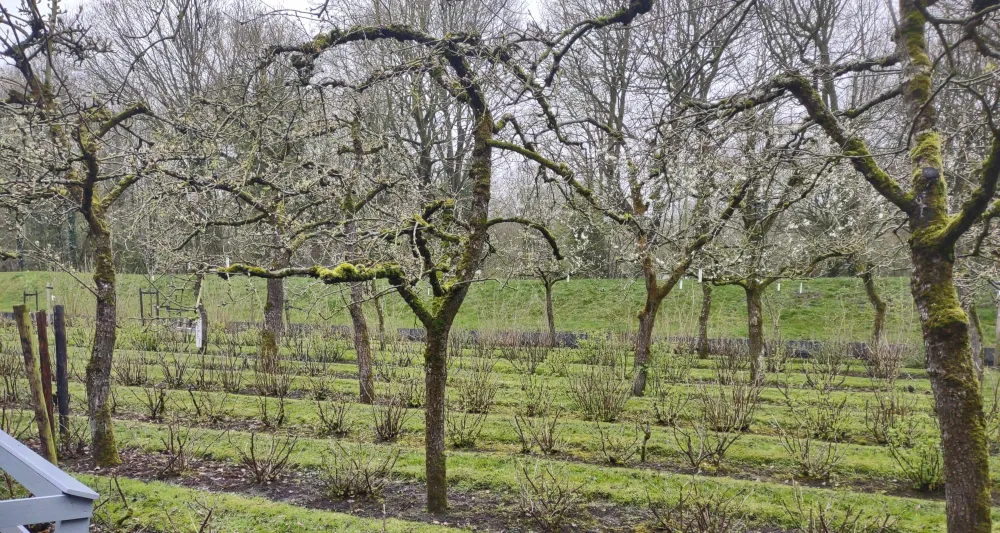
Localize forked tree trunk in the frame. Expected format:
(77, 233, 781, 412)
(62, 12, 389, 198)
(543, 280, 557, 347)
(911, 249, 991, 531)
(697, 283, 712, 358)
(261, 277, 283, 373)
(860, 269, 887, 345)
(745, 282, 765, 382)
(632, 291, 663, 396)
(88, 231, 120, 466)
(423, 324, 450, 513)
(349, 281, 375, 404)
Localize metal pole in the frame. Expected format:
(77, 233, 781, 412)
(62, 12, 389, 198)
(53, 305, 70, 443)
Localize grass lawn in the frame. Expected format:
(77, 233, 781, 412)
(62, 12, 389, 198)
(2, 271, 999, 531)
(2, 270, 997, 344)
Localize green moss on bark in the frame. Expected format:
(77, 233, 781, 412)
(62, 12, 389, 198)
(911, 131, 942, 170)
(93, 403, 121, 466)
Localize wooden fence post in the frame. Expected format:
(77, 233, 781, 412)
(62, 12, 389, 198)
(37, 311, 56, 440)
(13, 305, 57, 464)
(53, 305, 70, 443)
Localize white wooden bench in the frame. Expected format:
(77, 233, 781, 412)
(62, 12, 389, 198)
(0, 429, 98, 533)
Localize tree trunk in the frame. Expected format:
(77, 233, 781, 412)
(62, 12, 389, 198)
(967, 299, 985, 382)
(544, 280, 557, 347)
(910, 249, 991, 532)
(745, 282, 765, 382)
(15, 228, 24, 271)
(860, 268, 887, 346)
(198, 301, 209, 355)
(900, 4, 990, 529)
(193, 272, 208, 355)
(261, 277, 283, 373)
(344, 213, 375, 404)
(348, 281, 375, 404)
(697, 283, 712, 358)
(87, 231, 120, 466)
(632, 291, 663, 396)
(67, 213, 78, 270)
(424, 324, 450, 513)
(372, 281, 386, 351)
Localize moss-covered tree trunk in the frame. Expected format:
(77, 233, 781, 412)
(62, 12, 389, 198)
(262, 243, 290, 373)
(87, 228, 120, 466)
(262, 277, 284, 372)
(543, 279, 557, 347)
(860, 268, 887, 345)
(900, 3, 991, 528)
(778, 2, 995, 528)
(632, 280, 663, 396)
(911, 249, 990, 530)
(423, 323, 450, 512)
(348, 281, 374, 404)
(745, 281, 765, 382)
(697, 282, 712, 358)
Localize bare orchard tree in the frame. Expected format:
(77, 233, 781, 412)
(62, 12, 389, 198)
(714, 0, 1000, 529)
(0, 0, 164, 465)
(699, 112, 834, 382)
(158, 76, 396, 404)
(220, 1, 652, 512)
(494, 171, 596, 345)
(794, 162, 906, 346)
(533, 0, 759, 395)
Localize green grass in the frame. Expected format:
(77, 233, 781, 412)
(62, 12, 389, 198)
(100, 419, 961, 532)
(2, 328, 989, 531)
(79, 474, 459, 532)
(3, 271, 1000, 531)
(2, 271, 997, 344)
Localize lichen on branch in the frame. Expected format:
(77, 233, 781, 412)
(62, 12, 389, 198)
(218, 263, 404, 284)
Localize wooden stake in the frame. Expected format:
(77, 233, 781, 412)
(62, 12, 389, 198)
(36, 310, 56, 439)
(14, 305, 57, 464)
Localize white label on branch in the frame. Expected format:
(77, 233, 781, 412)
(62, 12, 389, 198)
(195, 317, 203, 349)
